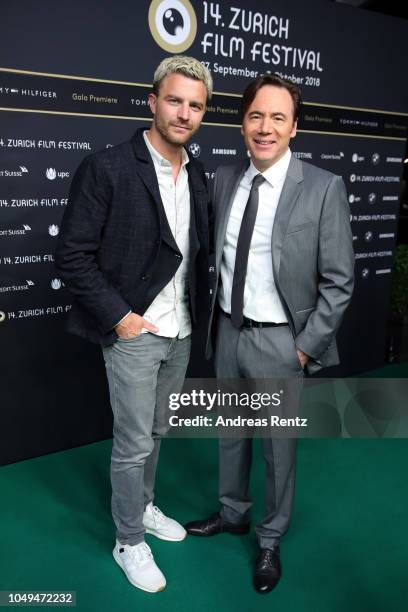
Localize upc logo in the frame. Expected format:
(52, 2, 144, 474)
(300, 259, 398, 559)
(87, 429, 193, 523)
(51, 278, 62, 290)
(46, 168, 57, 180)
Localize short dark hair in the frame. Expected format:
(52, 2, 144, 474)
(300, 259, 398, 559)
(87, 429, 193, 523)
(241, 74, 302, 121)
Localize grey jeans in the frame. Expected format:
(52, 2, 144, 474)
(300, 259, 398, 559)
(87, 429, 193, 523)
(102, 333, 191, 545)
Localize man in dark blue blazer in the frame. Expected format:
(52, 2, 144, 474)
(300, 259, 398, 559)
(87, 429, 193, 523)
(56, 56, 212, 593)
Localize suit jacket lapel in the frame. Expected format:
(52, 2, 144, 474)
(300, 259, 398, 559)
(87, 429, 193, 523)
(215, 160, 248, 270)
(271, 155, 303, 278)
(187, 163, 204, 258)
(131, 129, 180, 253)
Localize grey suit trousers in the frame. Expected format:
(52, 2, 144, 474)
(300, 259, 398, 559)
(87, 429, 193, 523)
(215, 311, 303, 549)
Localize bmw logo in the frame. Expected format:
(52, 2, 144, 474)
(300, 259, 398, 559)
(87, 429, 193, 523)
(189, 142, 201, 157)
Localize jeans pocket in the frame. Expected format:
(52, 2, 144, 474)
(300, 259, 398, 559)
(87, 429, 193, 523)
(116, 333, 143, 343)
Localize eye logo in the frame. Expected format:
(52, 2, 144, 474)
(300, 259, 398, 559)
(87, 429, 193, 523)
(149, 0, 197, 53)
(163, 8, 184, 35)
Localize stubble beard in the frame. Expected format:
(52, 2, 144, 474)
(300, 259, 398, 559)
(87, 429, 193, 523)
(155, 116, 193, 148)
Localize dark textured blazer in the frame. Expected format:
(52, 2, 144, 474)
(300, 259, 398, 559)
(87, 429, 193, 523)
(55, 128, 210, 346)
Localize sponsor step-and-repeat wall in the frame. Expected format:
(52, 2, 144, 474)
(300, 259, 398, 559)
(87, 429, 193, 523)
(1, 0, 407, 463)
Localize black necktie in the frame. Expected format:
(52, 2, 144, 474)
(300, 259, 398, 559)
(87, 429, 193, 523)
(230, 173, 265, 329)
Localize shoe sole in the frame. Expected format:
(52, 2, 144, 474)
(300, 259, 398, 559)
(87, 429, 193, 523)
(186, 525, 250, 536)
(144, 527, 187, 542)
(112, 548, 166, 593)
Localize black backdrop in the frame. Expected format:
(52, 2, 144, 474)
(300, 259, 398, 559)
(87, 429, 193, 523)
(1, 0, 407, 464)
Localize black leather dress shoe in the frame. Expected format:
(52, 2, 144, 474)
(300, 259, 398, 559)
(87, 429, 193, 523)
(185, 512, 250, 536)
(253, 546, 281, 593)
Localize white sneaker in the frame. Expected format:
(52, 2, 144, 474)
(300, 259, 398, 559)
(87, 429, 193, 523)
(143, 502, 187, 542)
(113, 540, 166, 593)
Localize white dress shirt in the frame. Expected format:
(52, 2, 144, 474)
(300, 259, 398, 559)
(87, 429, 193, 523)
(139, 131, 191, 338)
(218, 148, 292, 323)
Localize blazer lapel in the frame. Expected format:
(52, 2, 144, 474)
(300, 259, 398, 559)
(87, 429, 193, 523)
(131, 129, 180, 253)
(271, 155, 303, 278)
(187, 163, 204, 258)
(215, 160, 248, 270)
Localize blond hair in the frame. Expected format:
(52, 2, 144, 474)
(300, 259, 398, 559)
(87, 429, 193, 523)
(153, 55, 213, 101)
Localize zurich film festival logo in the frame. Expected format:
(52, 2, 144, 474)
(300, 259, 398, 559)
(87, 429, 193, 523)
(48, 224, 59, 237)
(148, 0, 197, 53)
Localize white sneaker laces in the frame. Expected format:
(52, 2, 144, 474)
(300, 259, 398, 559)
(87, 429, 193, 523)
(151, 505, 166, 526)
(128, 542, 153, 565)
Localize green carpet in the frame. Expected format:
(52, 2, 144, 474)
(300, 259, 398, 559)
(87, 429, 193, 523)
(1, 434, 408, 611)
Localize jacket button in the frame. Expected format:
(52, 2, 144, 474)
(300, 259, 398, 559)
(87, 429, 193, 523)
(141, 274, 149, 281)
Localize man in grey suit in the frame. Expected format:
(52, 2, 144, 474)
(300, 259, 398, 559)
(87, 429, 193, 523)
(185, 74, 354, 593)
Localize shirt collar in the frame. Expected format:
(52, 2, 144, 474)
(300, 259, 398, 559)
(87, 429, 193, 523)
(143, 130, 189, 168)
(247, 148, 292, 187)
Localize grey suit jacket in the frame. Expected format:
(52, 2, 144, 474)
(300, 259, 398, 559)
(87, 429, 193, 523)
(207, 154, 355, 374)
